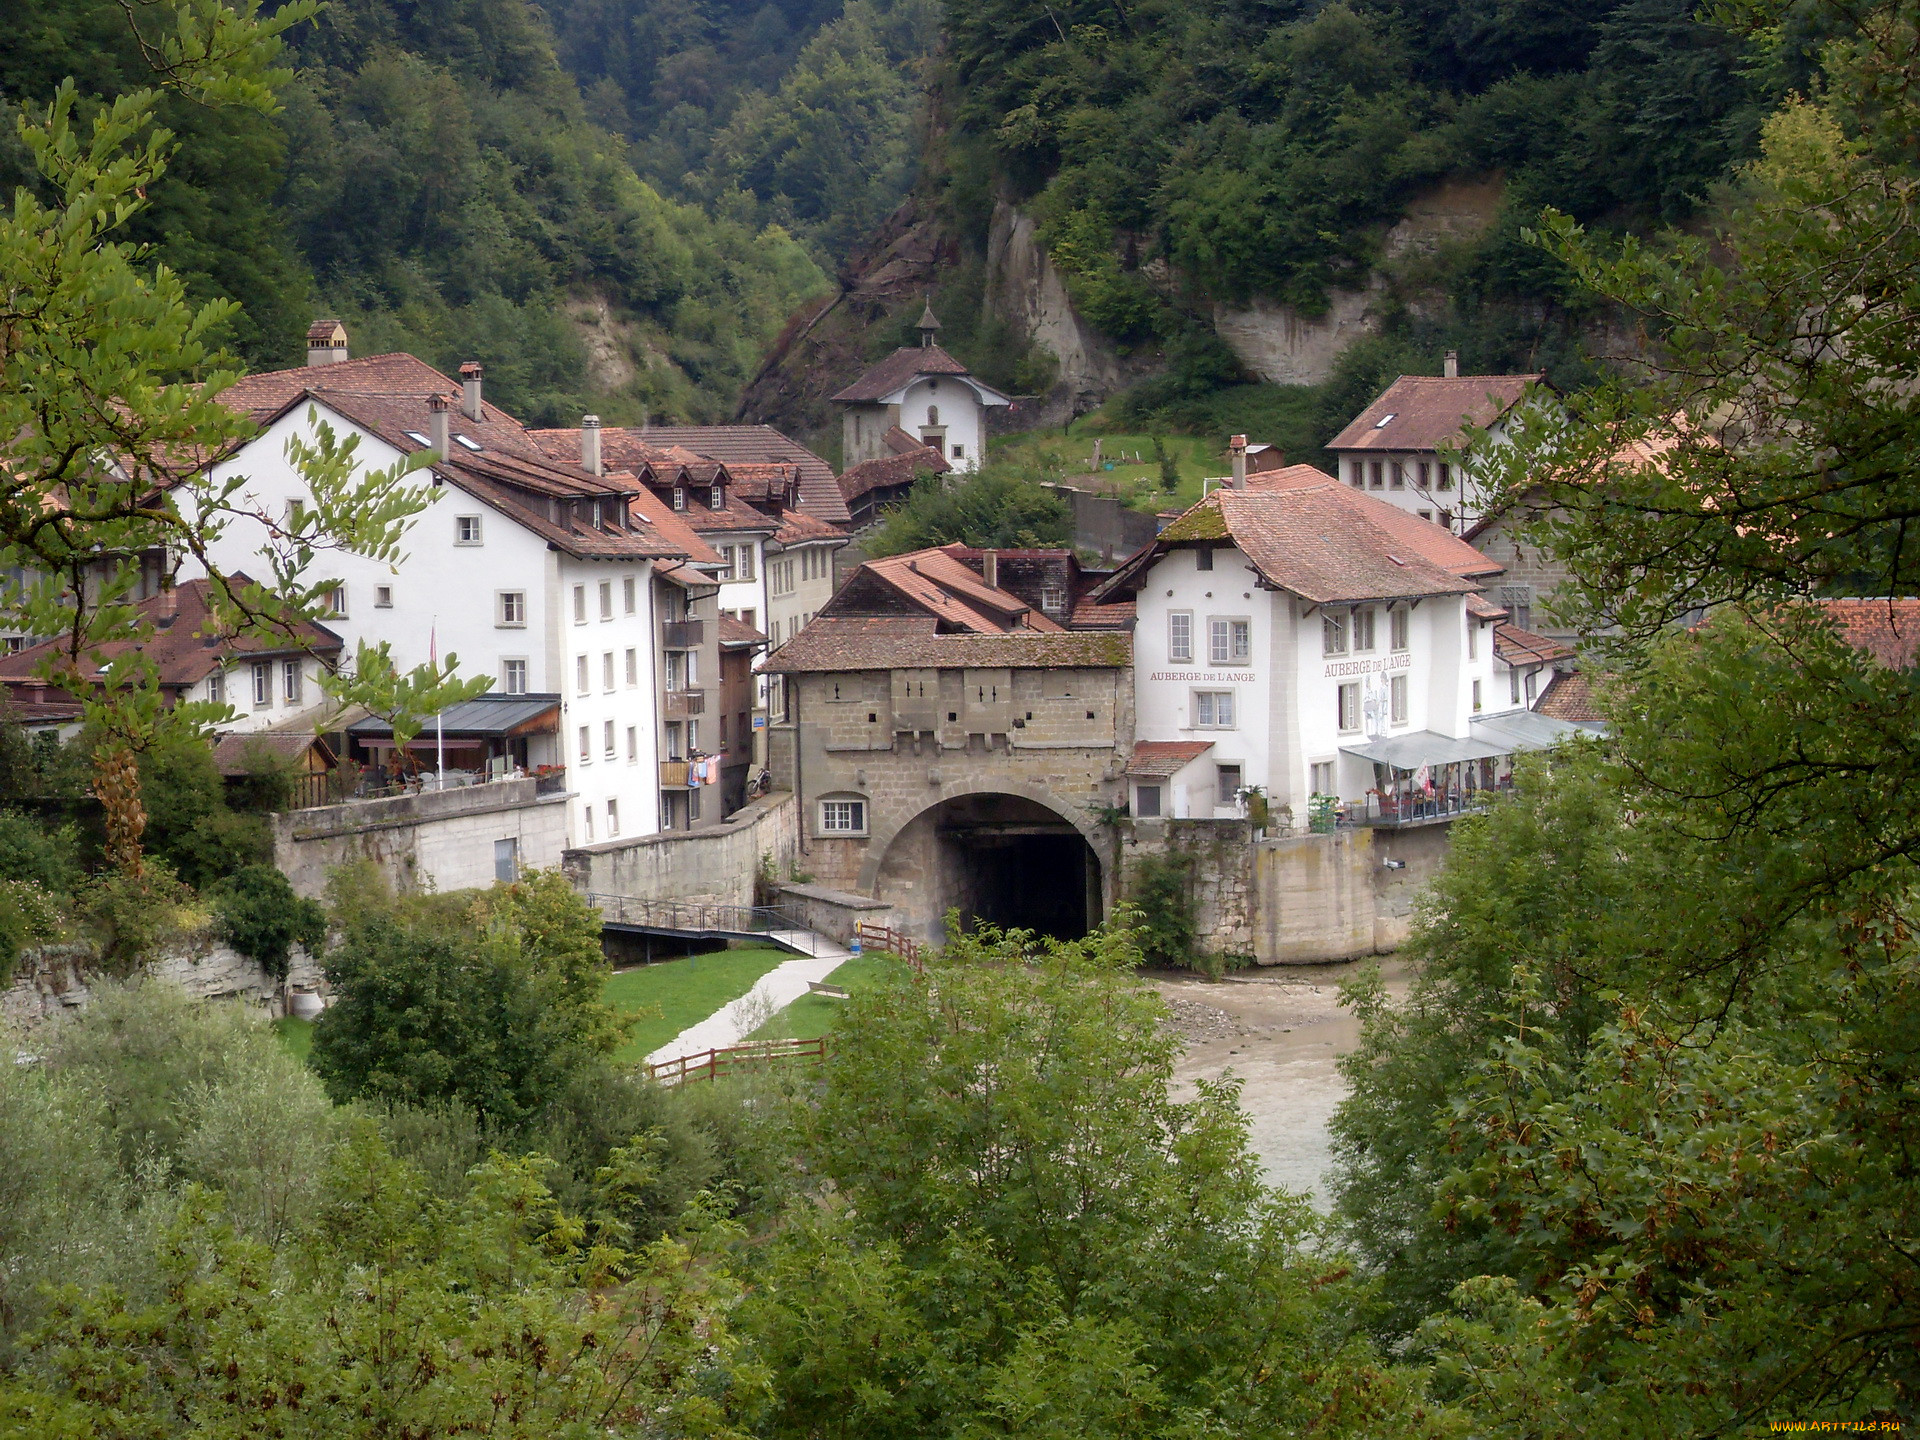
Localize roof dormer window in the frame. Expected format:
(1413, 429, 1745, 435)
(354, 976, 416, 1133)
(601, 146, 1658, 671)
(710, 484, 723, 509)
(673, 487, 687, 511)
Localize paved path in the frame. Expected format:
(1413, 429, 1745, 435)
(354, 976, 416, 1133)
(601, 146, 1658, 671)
(644, 935, 853, 1066)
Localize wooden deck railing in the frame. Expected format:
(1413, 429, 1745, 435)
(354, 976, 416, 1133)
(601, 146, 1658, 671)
(854, 921, 925, 974)
(646, 1036, 826, 1085)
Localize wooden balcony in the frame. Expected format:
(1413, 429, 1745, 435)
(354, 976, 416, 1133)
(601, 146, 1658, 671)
(663, 688, 706, 718)
(659, 759, 690, 788)
(661, 620, 703, 649)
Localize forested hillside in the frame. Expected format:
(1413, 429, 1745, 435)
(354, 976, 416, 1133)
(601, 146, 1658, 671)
(1, 0, 865, 422)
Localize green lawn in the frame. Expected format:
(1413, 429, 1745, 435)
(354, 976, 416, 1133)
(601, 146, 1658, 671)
(273, 1016, 314, 1062)
(746, 952, 906, 1043)
(604, 948, 790, 1062)
(989, 429, 1226, 515)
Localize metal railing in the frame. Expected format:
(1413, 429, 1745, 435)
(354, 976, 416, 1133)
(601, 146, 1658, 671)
(1334, 787, 1501, 829)
(647, 1036, 825, 1085)
(661, 620, 704, 648)
(589, 894, 828, 955)
(663, 688, 706, 718)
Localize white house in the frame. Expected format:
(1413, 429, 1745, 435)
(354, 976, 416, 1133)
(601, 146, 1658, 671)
(1325, 355, 1542, 533)
(1091, 463, 1584, 824)
(831, 305, 1009, 474)
(176, 345, 696, 844)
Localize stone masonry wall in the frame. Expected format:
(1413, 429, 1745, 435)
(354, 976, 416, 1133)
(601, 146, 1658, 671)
(3, 939, 326, 1030)
(1125, 814, 1457, 964)
(560, 792, 798, 906)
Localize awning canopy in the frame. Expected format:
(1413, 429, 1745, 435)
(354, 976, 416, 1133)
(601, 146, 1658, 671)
(1469, 710, 1594, 750)
(348, 694, 560, 741)
(1339, 731, 1508, 770)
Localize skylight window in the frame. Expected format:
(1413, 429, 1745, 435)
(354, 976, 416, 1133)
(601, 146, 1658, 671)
(403, 430, 431, 446)
(1373, 413, 1396, 429)
(453, 434, 483, 451)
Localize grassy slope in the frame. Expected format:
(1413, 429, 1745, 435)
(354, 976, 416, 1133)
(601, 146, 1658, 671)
(604, 948, 791, 1062)
(989, 428, 1241, 517)
(746, 952, 904, 1043)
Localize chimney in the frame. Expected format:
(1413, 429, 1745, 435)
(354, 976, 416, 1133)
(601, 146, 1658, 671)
(459, 361, 483, 421)
(1229, 434, 1248, 490)
(981, 549, 998, 589)
(428, 393, 451, 460)
(1443, 350, 1459, 379)
(581, 414, 602, 476)
(305, 319, 347, 367)
(157, 576, 176, 626)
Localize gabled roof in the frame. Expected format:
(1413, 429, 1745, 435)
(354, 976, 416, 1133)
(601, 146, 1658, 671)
(759, 615, 1129, 673)
(1815, 597, 1920, 669)
(1493, 623, 1574, 666)
(1127, 740, 1213, 777)
(629, 425, 848, 526)
(628, 486, 726, 567)
(829, 345, 1011, 408)
(218, 358, 689, 565)
(1095, 470, 1500, 606)
(859, 546, 1062, 634)
(0, 576, 342, 693)
(1328, 374, 1541, 454)
(771, 509, 850, 547)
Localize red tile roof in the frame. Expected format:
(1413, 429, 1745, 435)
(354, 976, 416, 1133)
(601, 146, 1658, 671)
(830, 345, 975, 404)
(861, 547, 1062, 634)
(1816, 597, 1920, 669)
(1328, 374, 1541, 454)
(771, 509, 849, 547)
(1466, 592, 1510, 620)
(761, 614, 1130, 673)
(1098, 471, 1499, 606)
(840, 434, 948, 504)
(1493, 623, 1575, 666)
(717, 614, 769, 648)
(635, 425, 848, 525)
(0, 577, 342, 695)
(628, 488, 725, 567)
(1127, 740, 1213, 777)
(1534, 670, 1604, 723)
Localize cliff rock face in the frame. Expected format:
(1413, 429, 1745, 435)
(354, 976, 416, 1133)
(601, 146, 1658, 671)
(1211, 285, 1385, 387)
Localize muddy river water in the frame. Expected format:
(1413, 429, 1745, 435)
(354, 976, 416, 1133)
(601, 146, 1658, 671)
(1155, 960, 1414, 1207)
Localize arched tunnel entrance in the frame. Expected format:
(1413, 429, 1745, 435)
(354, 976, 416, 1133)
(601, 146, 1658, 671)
(873, 793, 1103, 943)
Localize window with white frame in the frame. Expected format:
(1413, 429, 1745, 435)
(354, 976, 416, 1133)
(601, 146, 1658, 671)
(584, 805, 594, 839)
(1041, 583, 1066, 614)
(1193, 690, 1236, 728)
(324, 584, 348, 618)
(1337, 682, 1361, 732)
(602, 652, 615, 691)
(375, 585, 393, 608)
(1353, 607, 1375, 652)
(689, 787, 702, 821)
(251, 661, 271, 708)
(1168, 611, 1193, 663)
(1510, 667, 1522, 704)
(499, 591, 526, 627)
(1438, 462, 1453, 490)
(665, 651, 682, 691)
(502, 659, 528, 694)
(1310, 760, 1335, 795)
(578, 725, 591, 762)
(717, 546, 736, 581)
(666, 722, 683, 759)
(279, 659, 301, 705)
(710, 484, 723, 509)
(736, 544, 754, 581)
(952, 443, 965, 459)
(1348, 460, 1364, 488)
(1195, 546, 1214, 572)
(1209, 617, 1251, 664)
(624, 648, 637, 686)
(572, 585, 586, 623)
(1472, 678, 1483, 713)
(603, 720, 615, 756)
(1390, 462, 1405, 490)
(623, 576, 636, 614)
(819, 796, 867, 834)
(599, 582, 612, 620)
(1323, 609, 1349, 656)
(286, 497, 307, 531)
(1390, 673, 1409, 725)
(1390, 605, 1409, 651)
(606, 798, 619, 836)
(626, 725, 637, 761)
(207, 669, 225, 707)
(576, 655, 589, 694)
(455, 515, 482, 545)
(686, 650, 699, 686)
(673, 487, 686, 511)
(687, 718, 700, 751)
(1134, 783, 1162, 818)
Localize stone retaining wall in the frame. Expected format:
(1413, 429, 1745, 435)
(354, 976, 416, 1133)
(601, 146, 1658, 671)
(3, 938, 325, 1030)
(561, 792, 798, 907)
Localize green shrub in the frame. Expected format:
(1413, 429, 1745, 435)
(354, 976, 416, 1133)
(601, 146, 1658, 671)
(0, 809, 81, 895)
(77, 864, 203, 975)
(210, 864, 326, 980)
(0, 879, 62, 985)
(1128, 852, 1196, 969)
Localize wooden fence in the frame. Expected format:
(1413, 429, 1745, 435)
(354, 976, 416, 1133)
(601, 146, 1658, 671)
(854, 921, 925, 974)
(645, 1036, 826, 1085)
